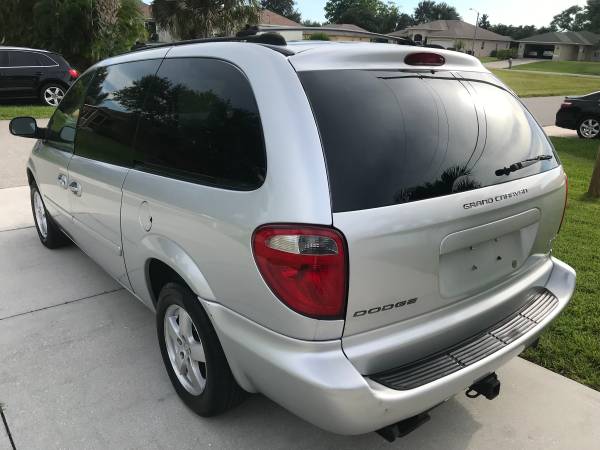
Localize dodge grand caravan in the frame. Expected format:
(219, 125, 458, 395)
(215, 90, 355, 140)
(10, 36, 576, 439)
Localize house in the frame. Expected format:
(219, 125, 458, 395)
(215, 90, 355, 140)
(303, 24, 374, 42)
(517, 31, 600, 61)
(258, 9, 303, 41)
(389, 20, 511, 57)
(139, 4, 303, 43)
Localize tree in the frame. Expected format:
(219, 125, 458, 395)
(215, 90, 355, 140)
(551, 5, 586, 31)
(589, 145, 600, 197)
(396, 13, 415, 30)
(153, 0, 261, 40)
(261, 0, 301, 22)
(0, 0, 146, 69)
(478, 13, 491, 29)
(302, 19, 322, 27)
(413, 0, 460, 24)
(585, 0, 600, 33)
(324, 0, 404, 33)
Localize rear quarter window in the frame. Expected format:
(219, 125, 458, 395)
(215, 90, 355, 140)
(299, 70, 558, 212)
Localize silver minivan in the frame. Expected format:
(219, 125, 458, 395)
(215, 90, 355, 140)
(11, 38, 576, 440)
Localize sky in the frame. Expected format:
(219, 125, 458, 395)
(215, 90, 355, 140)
(141, 1, 588, 28)
(296, 0, 587, 28)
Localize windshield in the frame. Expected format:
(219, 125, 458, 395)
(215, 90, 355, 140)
(299, 70, 558, 212)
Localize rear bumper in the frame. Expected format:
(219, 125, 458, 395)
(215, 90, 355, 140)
(202, 257, 575, 435)
(555, 109, 578, 129)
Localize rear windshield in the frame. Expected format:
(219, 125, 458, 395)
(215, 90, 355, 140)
(299, 70, 558, 212)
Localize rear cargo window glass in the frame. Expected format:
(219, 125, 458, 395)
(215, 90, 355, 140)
(299, 70, 558, 212)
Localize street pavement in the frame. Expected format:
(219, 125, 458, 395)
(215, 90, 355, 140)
(0, 109, 597, 449)
(483, 58, 539, 70)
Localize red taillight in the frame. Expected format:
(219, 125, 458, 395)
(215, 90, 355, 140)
(558, 173, 568, 233)
(404, 52, 445, 66)
(252, 225, 348, 319)
(68, 68, 79, 79)
(561, 101, 573, 109)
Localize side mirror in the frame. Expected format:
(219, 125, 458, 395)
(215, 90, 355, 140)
(9, 116, 45, 139)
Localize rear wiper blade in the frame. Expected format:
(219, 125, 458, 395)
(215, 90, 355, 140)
(495, 155, 553, 176)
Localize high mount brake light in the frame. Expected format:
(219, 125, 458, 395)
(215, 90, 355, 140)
(252, 225, 348, 320)
(404, 52, 446, 66)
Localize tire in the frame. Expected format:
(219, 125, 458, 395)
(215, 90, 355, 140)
(39, 83, 66, 107)
(156, 282, 245, 416)
(577, 117, 600, 139)
(30, 184, 70, 249)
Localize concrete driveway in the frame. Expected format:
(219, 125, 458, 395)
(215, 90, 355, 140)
(1, 122, 599, 449)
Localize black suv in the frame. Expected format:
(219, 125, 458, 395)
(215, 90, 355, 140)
(0, 47, 79, 106)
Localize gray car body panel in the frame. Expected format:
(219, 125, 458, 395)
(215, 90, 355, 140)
(25, 42, 576, 435)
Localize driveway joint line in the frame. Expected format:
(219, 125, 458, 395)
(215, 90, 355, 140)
(0, 287, 124, 322)
(0, 405, 16, 450)
(0, 226, 34, 234)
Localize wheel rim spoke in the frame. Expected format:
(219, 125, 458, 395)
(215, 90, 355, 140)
(163, 304, 207, 396)
(190, 342, 205, 363)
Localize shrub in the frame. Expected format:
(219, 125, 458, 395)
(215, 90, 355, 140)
(308, 32, 331, 41)
(496, 48, 517, 60)
(490, 49, 497, 57)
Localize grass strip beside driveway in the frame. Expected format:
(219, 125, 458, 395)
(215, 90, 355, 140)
(516, 61, 600, 76)
(523, 137, 600, 391)
(0, 105, 55, 120)
(492, 69, 600, 97)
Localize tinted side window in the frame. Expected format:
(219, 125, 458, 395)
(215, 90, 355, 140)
(46, 70, 96, 153)
(8, 51, 40, 67)
(74, 60, 162, 167)
(36, 53, 57, 66)
(135, 58, 266, 190)
(0, 51, 8, 67)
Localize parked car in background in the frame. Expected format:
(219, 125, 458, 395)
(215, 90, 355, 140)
(555, 92, 600, 138)
(0, 46, 79, 106)
(9, 40, 575, 441)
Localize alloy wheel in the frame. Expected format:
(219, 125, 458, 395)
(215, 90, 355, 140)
(580, 119, 600, 138)
(33, 190, 48, 239)
(164, 304, 207, 395)
(43, 86, 65, 106)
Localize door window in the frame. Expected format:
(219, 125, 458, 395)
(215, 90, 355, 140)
(8, 51, 41, 67)
(134, 58, 266, 190)
(74, 59, 162, 167)
(0, 51, 8, 67)
(45, 70, 96, 153)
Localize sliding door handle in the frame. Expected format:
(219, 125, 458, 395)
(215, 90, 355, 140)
(68, 180, 82, 196)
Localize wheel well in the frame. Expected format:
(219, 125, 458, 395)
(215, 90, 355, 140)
(39, 79, 69, 94)
(148, 259, 186, 306)
(26, 168, 35, 186)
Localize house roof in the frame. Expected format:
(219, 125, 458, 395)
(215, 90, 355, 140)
(259, 9, 301, 27)
(389, 20, 511, 42)
(518, 30, 600, 46)
(137, 1, 152, 20)
(322, 23, 369, 32)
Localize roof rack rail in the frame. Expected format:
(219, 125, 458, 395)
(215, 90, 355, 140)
(129, 29, 294, 56)
(257, 26, 415, 45)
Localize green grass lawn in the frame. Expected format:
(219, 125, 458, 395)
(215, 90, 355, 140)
(517, 60, 600, 76)
(492, 69, 600, 97)
(0, 104, 55, 120)
(523, 137, 600, 390)
(478, 56, 498, 63)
